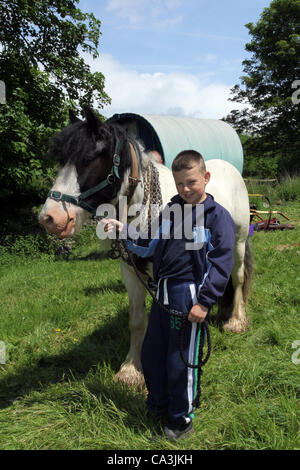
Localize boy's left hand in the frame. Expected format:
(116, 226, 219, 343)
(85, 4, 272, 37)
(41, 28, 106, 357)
(188, 303, 208, 323)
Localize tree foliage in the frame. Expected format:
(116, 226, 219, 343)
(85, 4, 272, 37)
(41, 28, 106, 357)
(0, 0, 110, 199)
(224, 0, 300, 177)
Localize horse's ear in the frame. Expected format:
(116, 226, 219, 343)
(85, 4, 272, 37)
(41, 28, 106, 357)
(69, 109, 80, 124)
(82, 104, 102, 135)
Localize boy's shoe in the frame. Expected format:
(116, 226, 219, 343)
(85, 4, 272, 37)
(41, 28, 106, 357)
(151, 421, 194, 442)
(163, 421, 194, 441)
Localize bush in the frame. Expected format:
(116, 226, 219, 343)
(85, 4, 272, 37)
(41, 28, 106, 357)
(0, 233, 59, 266)
(0, 220, 100, 267)
(276, 177, 300, 202)
(246, 176, 300, 204)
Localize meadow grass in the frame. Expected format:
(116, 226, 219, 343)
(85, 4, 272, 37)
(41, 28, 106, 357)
(0, 199, 300, 450)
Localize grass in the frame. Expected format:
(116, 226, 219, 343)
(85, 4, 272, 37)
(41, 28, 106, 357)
(0, 195, 300, 450)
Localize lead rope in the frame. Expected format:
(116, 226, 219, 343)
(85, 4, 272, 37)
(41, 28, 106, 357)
(179, 317, 211, 408)
(108, 160, 162, 262)
(119, 237, 211, 409)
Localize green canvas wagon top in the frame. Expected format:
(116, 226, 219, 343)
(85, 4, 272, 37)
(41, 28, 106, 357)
(106, 113, 244, 174)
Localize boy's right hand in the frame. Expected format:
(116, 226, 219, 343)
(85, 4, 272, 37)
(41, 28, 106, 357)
(188, 303, 208, 323)
(101, 218, 124, 233)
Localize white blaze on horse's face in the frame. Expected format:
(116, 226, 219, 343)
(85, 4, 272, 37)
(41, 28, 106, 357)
(39, 162, 90, 238)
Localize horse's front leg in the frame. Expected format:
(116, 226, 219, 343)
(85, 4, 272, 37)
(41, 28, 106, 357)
(113, 260, 148, 389)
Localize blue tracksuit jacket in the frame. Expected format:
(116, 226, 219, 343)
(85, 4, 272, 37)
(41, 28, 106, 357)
(122, 193, 236, 309)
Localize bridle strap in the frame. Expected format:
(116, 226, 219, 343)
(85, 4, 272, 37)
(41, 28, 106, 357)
(47, 190, 97, 214)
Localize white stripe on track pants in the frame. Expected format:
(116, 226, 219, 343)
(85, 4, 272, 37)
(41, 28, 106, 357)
(141, 278, 202, 426)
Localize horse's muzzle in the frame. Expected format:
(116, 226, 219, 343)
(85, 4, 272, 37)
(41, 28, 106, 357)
(39, 207, 75, 238)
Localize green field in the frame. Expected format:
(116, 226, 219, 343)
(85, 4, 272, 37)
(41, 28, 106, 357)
(0, 198, 299, 450)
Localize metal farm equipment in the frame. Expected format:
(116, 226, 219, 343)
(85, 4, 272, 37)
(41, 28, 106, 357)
(249, 193, 295, 232)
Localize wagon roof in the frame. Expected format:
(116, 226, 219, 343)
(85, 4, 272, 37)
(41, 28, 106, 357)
(106, 113, 244, 174)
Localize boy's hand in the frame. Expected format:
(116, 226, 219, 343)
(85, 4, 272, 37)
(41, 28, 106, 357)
(101, 218, 124, 233)
(188, 303, 208, 323)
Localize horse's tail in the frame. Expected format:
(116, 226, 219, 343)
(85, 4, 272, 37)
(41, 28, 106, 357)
(216, 235, 253, 323)
(242, 236, 253, 305)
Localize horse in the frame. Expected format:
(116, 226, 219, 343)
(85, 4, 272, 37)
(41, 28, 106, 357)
(39, 105, 252, 388)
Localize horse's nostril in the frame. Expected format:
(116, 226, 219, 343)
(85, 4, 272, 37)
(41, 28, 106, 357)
(44, 214, 54, 226)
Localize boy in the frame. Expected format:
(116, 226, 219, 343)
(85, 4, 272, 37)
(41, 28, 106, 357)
(103, 150, 236, 440)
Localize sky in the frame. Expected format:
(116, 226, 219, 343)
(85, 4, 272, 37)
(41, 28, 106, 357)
(78, 0, 271, 120)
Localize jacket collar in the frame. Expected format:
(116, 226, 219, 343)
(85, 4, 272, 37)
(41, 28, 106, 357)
(170, 192, 215, 207)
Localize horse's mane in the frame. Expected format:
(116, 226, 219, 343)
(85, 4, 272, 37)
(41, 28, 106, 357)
(47, 120, 136, 176)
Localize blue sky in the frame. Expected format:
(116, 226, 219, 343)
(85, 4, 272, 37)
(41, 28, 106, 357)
(78, 0, 271, 119)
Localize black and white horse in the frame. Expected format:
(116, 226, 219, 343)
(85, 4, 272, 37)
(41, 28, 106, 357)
(39, 105, 252, 387)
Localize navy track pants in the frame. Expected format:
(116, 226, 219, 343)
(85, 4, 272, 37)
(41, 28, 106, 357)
(141, 278, 202, 426)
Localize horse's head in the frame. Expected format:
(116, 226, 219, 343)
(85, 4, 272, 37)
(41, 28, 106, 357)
(39, 105, 132, 238)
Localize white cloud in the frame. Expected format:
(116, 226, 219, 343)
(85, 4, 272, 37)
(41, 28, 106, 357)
(106, 0, 143, 25)
(91, 54, 245, 120)
(203, 54, 217, 63)
(151, 14, 183, 30)
(165, 0, 183, 8)
(105, 0, 183, 29)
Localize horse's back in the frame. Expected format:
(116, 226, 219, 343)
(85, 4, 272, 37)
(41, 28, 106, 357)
(206, 159, 249, 237)
(154, 158, 249, 238)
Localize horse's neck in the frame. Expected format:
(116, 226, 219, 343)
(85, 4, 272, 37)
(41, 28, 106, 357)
(119, 151, 159, 230)
(118, 141, 176, 226)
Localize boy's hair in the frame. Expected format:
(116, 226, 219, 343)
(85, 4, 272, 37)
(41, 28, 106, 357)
(172, 150, 206, 174)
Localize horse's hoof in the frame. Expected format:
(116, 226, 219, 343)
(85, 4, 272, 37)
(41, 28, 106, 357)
(223, 317, 249, 333)
(113, 364, 146, 390)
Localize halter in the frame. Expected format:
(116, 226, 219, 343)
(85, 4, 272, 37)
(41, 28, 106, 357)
(47, 135, 139, 216)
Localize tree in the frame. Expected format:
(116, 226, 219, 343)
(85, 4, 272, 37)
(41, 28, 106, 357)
(224, 0, 300, 177)
(0, 0, 110, 199)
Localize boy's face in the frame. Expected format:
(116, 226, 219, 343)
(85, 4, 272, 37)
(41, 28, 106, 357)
(173, 164, 210, 205)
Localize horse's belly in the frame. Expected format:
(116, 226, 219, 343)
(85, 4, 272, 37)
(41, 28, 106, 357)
(205, 159, 250, 234)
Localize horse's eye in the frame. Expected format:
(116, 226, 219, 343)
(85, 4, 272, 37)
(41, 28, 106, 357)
(85, 152, 97, 161)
